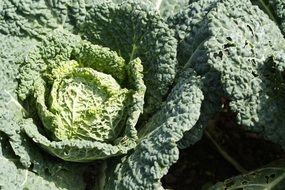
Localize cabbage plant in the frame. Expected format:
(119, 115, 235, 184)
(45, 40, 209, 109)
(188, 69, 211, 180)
(1, 0, 285, 189)
(0, 0, 202, 189)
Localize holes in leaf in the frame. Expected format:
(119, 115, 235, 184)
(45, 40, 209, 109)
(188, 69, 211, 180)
(226, 37, 232, 41)
(264, 173, 276, 184)
(63, 150, 70, 156)
(251, 59, 256, 65)
(242, 180, 248, 185)
(223, 43, 235, 49)
(222, 40, 235, 56)
(270, 173, 276, 179)
(224, 49, 230, 55)
(246, 59, 258, 77)
(214, 51, 223, 59)
(251, 72, 258, 77)
(246, 24, 254, 36)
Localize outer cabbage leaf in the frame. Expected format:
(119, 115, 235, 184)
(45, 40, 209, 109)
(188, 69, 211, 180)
(205, 0, 285, 148)
(102, 68, 203, 190)
(0, 0, 88, 38)
(169, 0, 285, 149)
(111, 0, 189, 19)
(210, 160, 285, 190)
(168, 0, 218, 67)
(168, 0, 219, 148)
(0, 132, 90, 190)
(0, 34, 90, 189)
(80, 0, 178, 114)
(0, 34, 40, 167)
(149, 0, 190, 19)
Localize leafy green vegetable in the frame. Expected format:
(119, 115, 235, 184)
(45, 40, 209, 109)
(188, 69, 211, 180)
(0, 0, 87, 38)
(103, 68, 203, 190)
(1, 0, 285, 189)
(0, 34, 91, 190)
(211, 160, 285, 190)
(169, 0, 285, 149)
(0, 133, 89, 190)
(0, 0, 185, 188)
(80, 0, 177, 114)
(168, 0, 219, 148)
(16, 29, 146, 161)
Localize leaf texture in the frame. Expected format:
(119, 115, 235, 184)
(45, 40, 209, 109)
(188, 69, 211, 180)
(80, 0, 178, 114)
(169, 0, 285, 149)
(103, 68, 203, 189)
(211, 160, 285, 190)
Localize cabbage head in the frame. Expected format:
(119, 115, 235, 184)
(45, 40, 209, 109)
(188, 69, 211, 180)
(17, 30, 146, 161)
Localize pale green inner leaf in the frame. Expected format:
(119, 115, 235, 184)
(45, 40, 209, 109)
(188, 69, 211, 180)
(45, 60, 130, 141)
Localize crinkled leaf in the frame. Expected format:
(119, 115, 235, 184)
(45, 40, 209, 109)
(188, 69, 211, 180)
(0, 0, 88, 38)
(169, 0, 285, 149)
(102, 68, 203, 189)
(0, 2, 99, 188)
(149, 0, 190, 19)
(0, 132, 90, 190)
(0, 34, 89, 189)
(168, 0, 219, 148)
(0, 34, 39, 167)
(211, 160, 285, 190)
(80, 0, 177, 114)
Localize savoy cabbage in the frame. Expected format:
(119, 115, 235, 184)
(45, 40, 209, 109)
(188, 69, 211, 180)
(17, 29, 146, 161)
(0, 0, 285, 189)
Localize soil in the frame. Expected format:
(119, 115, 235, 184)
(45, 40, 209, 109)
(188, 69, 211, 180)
(162, 111, 285, 190)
